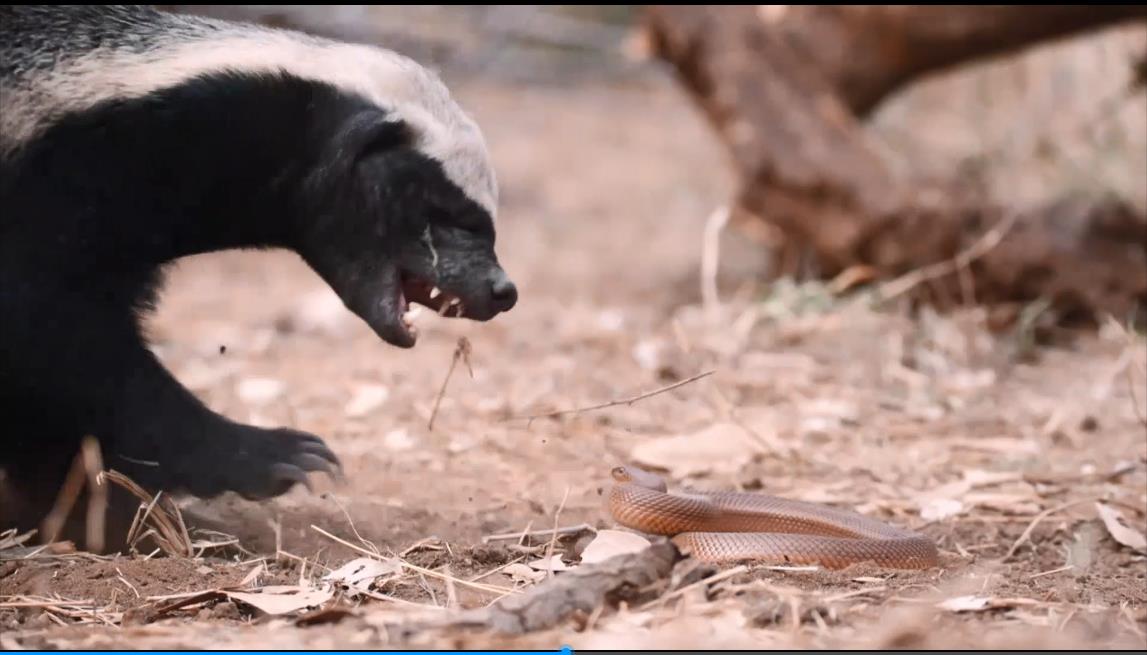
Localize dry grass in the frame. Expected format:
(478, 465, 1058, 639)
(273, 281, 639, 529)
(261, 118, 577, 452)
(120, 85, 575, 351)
(102, 471, 193, 558)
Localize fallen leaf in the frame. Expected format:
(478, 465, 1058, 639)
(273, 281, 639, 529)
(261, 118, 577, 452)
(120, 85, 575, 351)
(527, 554, 574, 573)
(579, 530, 651, 564)
(503, 563, 546, 584)
(239, 563, 265, 588)
(225, 586, 333, 615)
(630, 422, 762, 477)
(323, 557, 401, 593)
(1095, 503, 1147, 553)
(344, 384, 390, 418)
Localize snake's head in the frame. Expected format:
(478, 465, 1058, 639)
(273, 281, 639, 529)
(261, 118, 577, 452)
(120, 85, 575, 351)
(611, 465, 668, 492)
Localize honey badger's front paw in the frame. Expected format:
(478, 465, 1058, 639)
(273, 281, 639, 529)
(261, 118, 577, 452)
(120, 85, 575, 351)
(183, 426, 342, 500)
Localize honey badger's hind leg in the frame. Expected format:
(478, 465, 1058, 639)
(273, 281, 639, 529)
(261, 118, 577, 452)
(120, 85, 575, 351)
(1, 275, 342, 520)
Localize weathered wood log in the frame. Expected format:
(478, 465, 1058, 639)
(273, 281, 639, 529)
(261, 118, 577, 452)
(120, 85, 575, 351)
(645, 6, 1147, 324)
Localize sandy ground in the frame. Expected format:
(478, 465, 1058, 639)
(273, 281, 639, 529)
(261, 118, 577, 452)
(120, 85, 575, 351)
(2, 71, 1146, 650)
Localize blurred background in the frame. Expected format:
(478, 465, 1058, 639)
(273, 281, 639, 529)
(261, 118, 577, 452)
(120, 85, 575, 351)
(170, 5, 1145, 212)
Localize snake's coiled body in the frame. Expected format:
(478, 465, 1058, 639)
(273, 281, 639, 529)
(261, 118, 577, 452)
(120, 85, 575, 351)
(608, 466, 939, 570)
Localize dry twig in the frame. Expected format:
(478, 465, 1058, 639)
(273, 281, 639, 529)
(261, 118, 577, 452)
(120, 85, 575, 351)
(428, 336, 473, 430)
(511, 370, 716, 424)
(482, 524, 593, 543)
(541, 487, 571, 581)
(40, 436, 106, 552)
(701, 205, 730, 318)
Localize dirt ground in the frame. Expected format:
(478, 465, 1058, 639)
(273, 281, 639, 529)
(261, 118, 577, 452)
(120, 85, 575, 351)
(2, 70, 1146, 650)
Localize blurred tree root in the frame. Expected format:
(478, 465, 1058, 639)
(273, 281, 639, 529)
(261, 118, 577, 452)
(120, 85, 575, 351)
(645, 5, 1147, 326)
(438, 540, 678, 635)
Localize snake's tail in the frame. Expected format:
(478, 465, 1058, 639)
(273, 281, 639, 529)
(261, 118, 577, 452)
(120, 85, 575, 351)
(673, 532, 940, 570)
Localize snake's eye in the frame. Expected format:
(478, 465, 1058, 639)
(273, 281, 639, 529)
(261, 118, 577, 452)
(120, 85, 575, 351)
(610, 466, 627, 481)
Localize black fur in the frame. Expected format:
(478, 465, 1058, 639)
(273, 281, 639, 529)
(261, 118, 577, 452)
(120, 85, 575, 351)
(0, 11, 516, 537)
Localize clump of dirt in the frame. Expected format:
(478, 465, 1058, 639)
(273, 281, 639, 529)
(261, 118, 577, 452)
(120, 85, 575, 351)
(1, 557, 256, 612)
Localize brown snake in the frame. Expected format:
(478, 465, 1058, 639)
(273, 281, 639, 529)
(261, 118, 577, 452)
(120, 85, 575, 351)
(607, 465, 939, 570)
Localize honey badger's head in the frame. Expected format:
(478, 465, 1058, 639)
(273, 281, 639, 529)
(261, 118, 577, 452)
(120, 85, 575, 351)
(0, 6, 517, 350)
(284, 45, 517, 349)
(298, 97, 517, 349)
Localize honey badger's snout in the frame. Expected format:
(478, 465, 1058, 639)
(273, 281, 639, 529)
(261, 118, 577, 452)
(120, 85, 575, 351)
(487, 268, 517, 313)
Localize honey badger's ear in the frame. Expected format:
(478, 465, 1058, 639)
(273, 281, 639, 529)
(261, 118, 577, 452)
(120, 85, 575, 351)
(312, 111, 415, 184)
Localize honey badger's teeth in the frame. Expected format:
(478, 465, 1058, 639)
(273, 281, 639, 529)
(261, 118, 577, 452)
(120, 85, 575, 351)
(434, 293, 463, 317)
(430, 286, 442, 300)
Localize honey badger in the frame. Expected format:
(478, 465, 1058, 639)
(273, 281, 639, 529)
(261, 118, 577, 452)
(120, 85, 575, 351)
(0, 6, 517, 533)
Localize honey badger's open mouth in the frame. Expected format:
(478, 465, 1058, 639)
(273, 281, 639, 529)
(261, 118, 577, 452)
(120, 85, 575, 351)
(388, 270, 470, 347)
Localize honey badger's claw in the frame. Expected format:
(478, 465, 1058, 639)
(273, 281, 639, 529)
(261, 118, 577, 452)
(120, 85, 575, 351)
(269, 463, 314, 494)
(187, 427, 342, 500)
